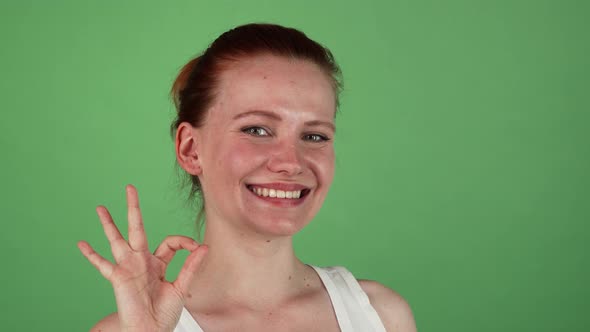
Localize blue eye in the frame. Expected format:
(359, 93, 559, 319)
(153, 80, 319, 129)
(303, 134, 330, 142)
(242, 126, 270, 137)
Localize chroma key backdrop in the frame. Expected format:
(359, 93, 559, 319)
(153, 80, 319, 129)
(0, 1, 588, 331)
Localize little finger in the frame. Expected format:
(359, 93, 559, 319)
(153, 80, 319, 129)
(77, 240, 115, 281)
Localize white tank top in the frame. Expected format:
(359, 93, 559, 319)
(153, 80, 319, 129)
(174, 265, 387, 332)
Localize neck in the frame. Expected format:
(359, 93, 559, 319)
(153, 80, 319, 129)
(186, 216, 316, 311)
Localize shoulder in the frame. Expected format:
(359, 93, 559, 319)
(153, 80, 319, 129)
(358, 279, 417, 332)
(89, 312, 120, 332)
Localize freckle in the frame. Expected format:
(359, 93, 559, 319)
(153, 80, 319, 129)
(263, 76, 267, 79)
(266, 240, 270, 243)
(187, 293, 192, 298)
(269, 312, 272, 315)
(289, 275, 292, 280)
(307, 283, 310, 287)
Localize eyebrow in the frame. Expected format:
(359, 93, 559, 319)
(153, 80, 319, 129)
(233, 110, 281, 121)
(233, 110, 336, 133)
(304, 120, 336, 133)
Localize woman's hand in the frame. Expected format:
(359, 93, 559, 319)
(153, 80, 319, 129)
(78, 184, 208, 332)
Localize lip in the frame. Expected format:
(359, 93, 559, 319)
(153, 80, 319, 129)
(244, 183, 311, 207)
(246, 182, 310, 191)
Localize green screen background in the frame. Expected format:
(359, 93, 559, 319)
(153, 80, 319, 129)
(1, 0, 588, 331)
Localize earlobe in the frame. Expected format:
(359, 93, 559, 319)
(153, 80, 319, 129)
(175, 122, 202, 175)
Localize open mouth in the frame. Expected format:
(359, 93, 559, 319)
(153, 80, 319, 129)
(246, 185, 311, 200)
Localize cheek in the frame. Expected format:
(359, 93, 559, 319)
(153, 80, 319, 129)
(312, 148, 335, 186)
(215, 139, 268, 178)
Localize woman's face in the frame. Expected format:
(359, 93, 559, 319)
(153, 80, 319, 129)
(194, 54, 336, 237)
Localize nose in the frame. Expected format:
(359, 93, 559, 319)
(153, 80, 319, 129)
(266, 141, 304, 176)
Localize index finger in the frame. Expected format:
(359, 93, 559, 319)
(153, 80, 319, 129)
(126, 184, 148, 251)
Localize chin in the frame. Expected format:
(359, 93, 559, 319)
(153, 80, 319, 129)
(247, 214, 312, 237)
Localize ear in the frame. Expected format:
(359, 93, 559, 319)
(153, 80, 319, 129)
(175, 122, 203, 175)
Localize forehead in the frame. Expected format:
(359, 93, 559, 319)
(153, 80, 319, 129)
(212, 54, 336, 120)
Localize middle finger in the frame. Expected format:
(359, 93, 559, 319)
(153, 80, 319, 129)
(126, 184, 149, 251)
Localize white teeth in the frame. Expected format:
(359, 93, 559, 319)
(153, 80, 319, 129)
(250, 186, 303, 199)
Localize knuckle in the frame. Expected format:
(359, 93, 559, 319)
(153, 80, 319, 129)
(112, 238, 128, 248)
(164, 235, 183, 244)
(129, 222, 144, 231)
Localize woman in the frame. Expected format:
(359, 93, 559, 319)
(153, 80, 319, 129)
(78, 23, 416, 332)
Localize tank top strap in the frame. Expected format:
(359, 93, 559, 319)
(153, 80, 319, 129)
(175, 307, 204, 332)
(309, 265, 387, 332)
(309, 265, 356, 332)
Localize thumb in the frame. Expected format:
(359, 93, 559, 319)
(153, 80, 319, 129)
(173, 245, 208, 296)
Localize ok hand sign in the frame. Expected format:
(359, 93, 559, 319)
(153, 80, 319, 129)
(78, 185, 208, 332)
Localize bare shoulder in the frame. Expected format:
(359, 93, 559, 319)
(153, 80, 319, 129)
(89, 312, 120, 332)
(358, 279, 417, 332)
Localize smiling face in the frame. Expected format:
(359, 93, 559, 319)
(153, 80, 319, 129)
(193, 54, 336, 237)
